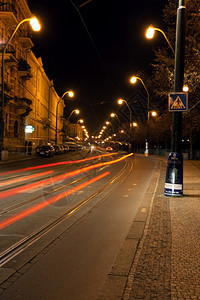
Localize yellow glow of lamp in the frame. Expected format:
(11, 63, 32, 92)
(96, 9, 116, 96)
(146, 26, 155, 39)
(118, 99, 124, 105)
(75, 109, 80, 114)
(151, 111, 157, 117)
(30, 17, 41, 31)
(183, 85, 189, 92)
(68, 91, 74, 98)
(130, 76, 137, 84)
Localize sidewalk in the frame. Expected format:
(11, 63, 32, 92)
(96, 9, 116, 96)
(0, 152, 37, 165)
(99, 155, 200, 299)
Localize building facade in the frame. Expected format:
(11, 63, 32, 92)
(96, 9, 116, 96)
(0, 0, 64, 153)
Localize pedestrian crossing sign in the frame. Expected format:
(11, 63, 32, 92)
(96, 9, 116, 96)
(168, 92, 188, 112)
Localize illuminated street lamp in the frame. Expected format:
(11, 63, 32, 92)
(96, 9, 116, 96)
(130, 76, 150, 156)
(55, 90, 74, 145)
(77, 119, 84, 124)
(67, 109, 80, 120)
(183, 85, 189, 92)
(150, 111, 157, 117)
(146, 25, 175, 56)
(110, 112, 120, 123)
(0, 16, 41, 159)
(117, 98, 132, 132)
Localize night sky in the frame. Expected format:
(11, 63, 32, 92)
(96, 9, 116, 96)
(28, 0, 169, 135)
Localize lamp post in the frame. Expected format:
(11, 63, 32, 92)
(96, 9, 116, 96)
(77, 119, 84, 124)
(118, 98, 135, 152)
(117, 99, 132, 132)
(110, 112, 121, 125)
(55, 91, 74, 145)
(0, 16, 40, 160)
(164, 0, 186, 197)
(130, 76, 150, 156)
(67, 109, 80, 121)
(146, 25, 175, 56)
(64, 109, 80, 140)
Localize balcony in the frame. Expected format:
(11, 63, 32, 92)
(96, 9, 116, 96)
(18, 58, 32, 80)
(4, 44, 17, 66)
(18, 36, 34, 49)
(0, 3, 18, 27)
(15, 97, 33, 117)
(18, 29, 34, 49)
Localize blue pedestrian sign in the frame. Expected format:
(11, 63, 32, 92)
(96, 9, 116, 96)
(168, 92, 188, 112)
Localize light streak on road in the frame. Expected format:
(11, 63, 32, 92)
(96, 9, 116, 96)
(0, 171, 110, 230)
(0, 153, 133, 200)
(0, 153, 118, 176)
(0, 170, 54, 188)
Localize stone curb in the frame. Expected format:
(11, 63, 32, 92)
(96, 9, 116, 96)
(98, 160, 161, 299)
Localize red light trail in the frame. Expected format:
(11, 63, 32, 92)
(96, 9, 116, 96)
(0, 170, 54, 188)
(0, 171, 110, 230)
(0, 153, 118, 175)
(0, 153, 133, 200)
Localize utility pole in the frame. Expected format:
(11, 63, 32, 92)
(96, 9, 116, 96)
(164, 0, 186, 197)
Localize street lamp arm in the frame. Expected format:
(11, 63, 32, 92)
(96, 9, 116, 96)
(67, 109, 79, 120)
(134, 77, 150, 108)
(153, 27, 175, 56)
(3, 18, 31, 52)
(3, 17, 40, 53)
(61, 91, 74, 99)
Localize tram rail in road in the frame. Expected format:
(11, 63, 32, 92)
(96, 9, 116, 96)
(0, 153, 133, 268)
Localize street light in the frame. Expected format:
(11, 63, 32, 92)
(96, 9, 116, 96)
(146, 25, 175, 56)
(0, 16, 41, 159)
(164, 0, 186, 197)
(67, 109, 80, 120)
(110, 112, 120, 123)
(183, 85, 189, 92)
(117, 98, 132, 132)
(77, 119, 84, 124)
(55, 90, 74, 145)
(150, 111, 157, 117)
(130, 76, 150, 156)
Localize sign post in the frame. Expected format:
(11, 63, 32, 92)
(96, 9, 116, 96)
(164, 0, 186, 197)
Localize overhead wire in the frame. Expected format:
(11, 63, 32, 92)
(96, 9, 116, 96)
(70, 0, 119, 95)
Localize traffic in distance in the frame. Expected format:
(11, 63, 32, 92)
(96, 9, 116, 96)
(34, 140, 131, 157)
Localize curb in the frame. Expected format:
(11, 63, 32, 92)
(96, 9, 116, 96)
(98, 159, 162, 299)
(0, 156, 38, 166)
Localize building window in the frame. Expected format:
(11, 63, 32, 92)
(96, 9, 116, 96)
(14, 120, 18, 137)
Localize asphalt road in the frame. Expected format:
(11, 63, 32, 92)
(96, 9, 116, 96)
(0, 151, 156, 300)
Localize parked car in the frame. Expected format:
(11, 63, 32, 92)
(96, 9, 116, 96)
(63, 142, 76, 151)
(54, 145, 64, 155)
(35, 145, 55, 157)
(61, 144, 70, 153)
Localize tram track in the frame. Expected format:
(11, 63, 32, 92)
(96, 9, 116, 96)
(0, 153, 116, 215)
(0, 157, 133, 267)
